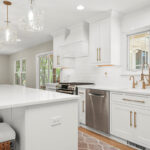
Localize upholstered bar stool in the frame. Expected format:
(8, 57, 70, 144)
(0, 123, 16, 150)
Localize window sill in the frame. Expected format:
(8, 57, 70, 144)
(121, 70, 148, 76)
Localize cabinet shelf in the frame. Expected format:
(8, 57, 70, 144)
(96, 64, 114, 67)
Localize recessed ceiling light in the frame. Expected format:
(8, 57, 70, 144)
(77, 5, 85, 10)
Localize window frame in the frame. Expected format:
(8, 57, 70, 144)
(39, 54, 53, 86)
(127, 30, 150, 71)
(14, 58, 26, 86)
(36, 51, 54, 89)
(120, 25, 150, 76)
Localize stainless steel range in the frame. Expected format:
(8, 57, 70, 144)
(56, 82, 94, 95)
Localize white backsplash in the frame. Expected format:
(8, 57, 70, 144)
(60, 56, 137, 88)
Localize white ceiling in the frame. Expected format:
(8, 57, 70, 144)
(0, 0, 150, 55)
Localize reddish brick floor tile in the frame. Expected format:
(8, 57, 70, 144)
(79, 131, 119, 150)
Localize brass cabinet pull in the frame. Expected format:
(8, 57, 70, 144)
(123, 98, 145, 104)
(82, 101, 85, 112)
(99, 48, 101, 61)
(130, 111, 132, 127)
(134, 112, 137, 128)
(97, 48, 99, 62)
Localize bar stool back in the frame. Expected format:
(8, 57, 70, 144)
(0, 123, 16, 150)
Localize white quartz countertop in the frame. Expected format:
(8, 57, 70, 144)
(0, 85, 79, 110)
(78, 85, 150, 96)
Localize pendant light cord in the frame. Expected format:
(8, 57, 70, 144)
(3, 1, 12, 26)
(7, 5, 8, 25)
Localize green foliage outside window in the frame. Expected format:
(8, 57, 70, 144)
(15, 59, 26, 86)
(39, 54, 60, 89)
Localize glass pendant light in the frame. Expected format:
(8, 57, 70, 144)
(20, 0, 44, 32)
(0, 1, 20, 44)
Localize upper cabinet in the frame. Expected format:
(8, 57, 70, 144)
(88, 11, 121, 66)
(52, 29, 67, 68)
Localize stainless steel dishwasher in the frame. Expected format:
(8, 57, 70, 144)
(86, 89, 110, 134)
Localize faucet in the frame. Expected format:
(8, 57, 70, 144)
(145, 64, 150, 86)
(130, 75, 138, 88)
(141, 64, 145, 81)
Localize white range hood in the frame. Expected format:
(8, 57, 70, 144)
(61, 22, 89, 58)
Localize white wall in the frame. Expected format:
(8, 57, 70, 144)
(0, 55, 10, 84)
(61, 7, 150, 88)
(121, 6, 150, 32)
(9, 41, 53, 88)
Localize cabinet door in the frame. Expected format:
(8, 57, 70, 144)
(53, 49, 61, 68)
(111, 103, 134, 140)
(89, 19, 110, 65)
(25, 102, 78, 150)
(134, 108, 150, 148)
(89, 22, 101, 64)
(99, 18, 110, 64)
(78, 90, 86, 124)
(53, 40, 61, 68)
(53, 33, 66, 68)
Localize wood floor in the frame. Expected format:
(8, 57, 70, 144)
(79, 127, 135, 150)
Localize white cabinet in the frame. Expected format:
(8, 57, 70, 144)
(25, 102, 78, 150)
(78, 88, 86, 125)
(111, 92, 150, 148)
(134, 108, 150, 147)
(53, 30, 67, 68)
(111, 103, 135, 141)
(89, 11, 120, 66)
(89, 19, 110, 64)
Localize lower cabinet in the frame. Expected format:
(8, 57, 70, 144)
(111, 93, 150, 148)
(135, 108, 150, 147)
(78, 88, 86, 125)
(111, 104, 134, 141)
(25, 101, 78, 150)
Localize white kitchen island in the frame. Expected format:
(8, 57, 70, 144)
(0, 85, 79, 150)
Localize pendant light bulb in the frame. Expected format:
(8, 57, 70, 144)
(28, 7, 34, 21)
(20, 0, 44, 32)
(5, 27, 10, 42)
(0, 1, 20, 44)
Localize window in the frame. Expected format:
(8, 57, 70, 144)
(15, 59, 26, 86)
(128, 31, 150, 70)
(39, 54, 60, 89)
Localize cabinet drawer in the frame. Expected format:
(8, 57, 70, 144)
(111, 93, 150, 107)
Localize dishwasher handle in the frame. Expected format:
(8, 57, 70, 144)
(88, 93, 105, 98)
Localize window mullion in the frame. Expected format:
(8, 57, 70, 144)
(20, 59, 22, 85)
(48, 56, 50, 83)
(149, 32, 150, 65)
